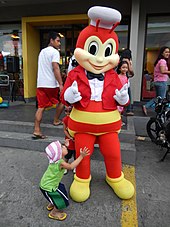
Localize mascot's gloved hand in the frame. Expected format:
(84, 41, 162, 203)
(113, 83, 129, 105)
(64, 81, 82, 104)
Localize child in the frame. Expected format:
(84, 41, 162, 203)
(39, 140, 90, 221)
(62, 105, 76, 175)
(116, 60, 129, 114)
(120, 49, 134, 116)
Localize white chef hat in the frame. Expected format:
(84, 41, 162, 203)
(45, 140, 62, 163)
(88, 6, 121, 31)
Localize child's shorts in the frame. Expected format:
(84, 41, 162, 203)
(40, 183, 69, 210)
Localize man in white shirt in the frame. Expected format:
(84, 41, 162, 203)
(33, 32, 64, 139)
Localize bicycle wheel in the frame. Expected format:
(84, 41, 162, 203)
(146, 118, 161, 143)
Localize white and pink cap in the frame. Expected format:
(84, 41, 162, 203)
(45, 140, 62, 163)
(88, 6, 122, 30)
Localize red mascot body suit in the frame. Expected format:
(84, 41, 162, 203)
(61, 6, 134, 202)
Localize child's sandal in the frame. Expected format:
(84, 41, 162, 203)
(48, 212, 67, 221)
(46, 204, 54, 211)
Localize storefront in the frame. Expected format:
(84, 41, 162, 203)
(0, 0, 170, 102)
(0, 15, 130, 102)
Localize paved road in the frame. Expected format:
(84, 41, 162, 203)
(0, 135, 170, 227)
(135, 139, 170, 227)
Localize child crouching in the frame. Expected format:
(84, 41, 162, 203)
(39, 140, 90, 221)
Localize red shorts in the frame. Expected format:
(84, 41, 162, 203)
(37, 87, 60, 108)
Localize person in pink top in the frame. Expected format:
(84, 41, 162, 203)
(142, 46, 170, 115)
(116, 60, 129, 114)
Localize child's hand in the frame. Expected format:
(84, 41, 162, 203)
(80, 147, 90, 158)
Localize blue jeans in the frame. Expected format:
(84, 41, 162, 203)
(154, 81, 167, 98)
(145, 98, 155, 109)
(126, 87, 133, 112)
(145, 81, 167, 108)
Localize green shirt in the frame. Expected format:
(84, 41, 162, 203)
(40, 159, 65, 192)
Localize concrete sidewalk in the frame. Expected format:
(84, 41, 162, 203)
(0, 100, 154, 138)
(0, 101, 136, 165)
(1, 139, 170, 226)
(0, 146, 125, 227)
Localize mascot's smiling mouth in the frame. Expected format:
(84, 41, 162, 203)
(89, 62, 108, 70)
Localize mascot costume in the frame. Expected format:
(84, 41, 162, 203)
(61, 6, 135, 202)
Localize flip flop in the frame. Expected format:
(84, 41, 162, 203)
(46, 205, 54, 211)
(53, 121, 63, 126)
(32, 134, 47, 140)
(48, 212, 67, 221)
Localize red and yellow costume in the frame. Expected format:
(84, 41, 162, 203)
(61, 6, 134, 202)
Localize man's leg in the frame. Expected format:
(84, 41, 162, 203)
(33, 107, 44, 135)
(53, 102, 64, 125)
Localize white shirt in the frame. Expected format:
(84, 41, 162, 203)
(37, 46, 60, 88)
(89, 79, 104, 101)
(68, 56, 74, 73)
(67, 55, 78, 73)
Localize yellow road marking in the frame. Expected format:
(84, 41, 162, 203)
(121, 165, 138, 227)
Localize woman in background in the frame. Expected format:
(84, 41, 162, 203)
(142, 46, 170, 115)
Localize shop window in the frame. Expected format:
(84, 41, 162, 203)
(0, 24, 24, 101)
(116, 24, 129, 51)
(0, 25, 22, 74)
(142, 15, 170, 100)
(115, 16, 130, 51)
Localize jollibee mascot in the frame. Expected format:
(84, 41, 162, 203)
(61, 6, 134, 202)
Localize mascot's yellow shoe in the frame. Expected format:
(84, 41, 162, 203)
(106, 172, 134, 199)
(70, 174, 91, 202)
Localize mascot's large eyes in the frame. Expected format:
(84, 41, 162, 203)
(88, 41, 99, 55)
(105, 43, 113, 57)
